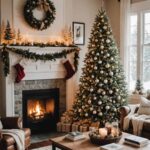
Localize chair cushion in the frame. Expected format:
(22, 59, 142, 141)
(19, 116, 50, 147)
(137, 97, 150, 115)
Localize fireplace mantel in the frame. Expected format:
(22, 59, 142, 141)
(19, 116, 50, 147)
(0, 46, 77, 117)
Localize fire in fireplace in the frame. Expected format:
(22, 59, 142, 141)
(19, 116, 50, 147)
(22, 88, 59, 133)
(27, 98, 55, 121)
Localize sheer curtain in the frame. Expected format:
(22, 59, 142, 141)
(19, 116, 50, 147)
(120, 0, 131, 80)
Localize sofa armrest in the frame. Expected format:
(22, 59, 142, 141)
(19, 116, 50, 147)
(119, 106, 131, 130)
(1, 117, 22, 129)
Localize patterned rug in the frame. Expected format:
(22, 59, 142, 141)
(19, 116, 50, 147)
(29, 140, 52, 150)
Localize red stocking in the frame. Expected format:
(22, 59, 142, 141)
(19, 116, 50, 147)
(14, 63, 25, 83)
(63, 60, 75, 80)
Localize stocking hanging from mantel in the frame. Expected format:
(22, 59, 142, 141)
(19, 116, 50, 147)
(14, 63, 25, 83)
(63, 59, 75, 80)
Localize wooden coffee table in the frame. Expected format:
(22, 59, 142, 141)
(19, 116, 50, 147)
(50, 132, 150, 150)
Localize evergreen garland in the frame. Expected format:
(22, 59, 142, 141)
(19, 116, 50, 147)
(1, 48, 10, 76)
(0, 46, 79, 77)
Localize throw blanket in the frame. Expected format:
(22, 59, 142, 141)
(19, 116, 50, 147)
(123, 113, 150, 136)
(2, 129, 25, 150)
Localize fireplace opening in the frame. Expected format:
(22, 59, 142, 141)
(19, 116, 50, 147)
(22, 88, 59, 133)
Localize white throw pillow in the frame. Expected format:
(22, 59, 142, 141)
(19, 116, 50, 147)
(137, 97, 150, 115)
(0, 120, 3, 129)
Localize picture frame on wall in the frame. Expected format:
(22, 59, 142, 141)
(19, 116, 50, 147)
(73, 22, 85, 45)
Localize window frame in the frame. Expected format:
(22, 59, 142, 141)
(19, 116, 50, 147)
(128, 1, 150, 91)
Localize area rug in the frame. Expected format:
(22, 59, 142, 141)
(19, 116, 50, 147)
(31, 145, 51, 150)
(29, 140, 52, 150)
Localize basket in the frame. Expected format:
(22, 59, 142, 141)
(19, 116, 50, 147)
(89, 131, 122, 146)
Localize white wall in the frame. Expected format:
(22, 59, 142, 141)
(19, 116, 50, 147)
(72, 0, 101, 84)
(105, 0, 120, 47)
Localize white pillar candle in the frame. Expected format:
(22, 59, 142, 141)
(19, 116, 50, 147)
(99, 128, 108, 139)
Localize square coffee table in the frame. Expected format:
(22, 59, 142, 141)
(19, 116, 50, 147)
(50, 132, 150, 150)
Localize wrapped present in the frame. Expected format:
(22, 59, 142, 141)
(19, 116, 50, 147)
(61, 123, 66, 132)
(89, 126, 97, 132)
(61, 116, 66, 123)
(72, 123, 79, 132)
(82, 125, 88, 132)
(60, 123, 72, 132)
(79, 124, 89, 132)
(79, 125, 83, 132)
(90, 121, 100, 128)
(57, 122, 62, 132)
(65, 123, 71, 132)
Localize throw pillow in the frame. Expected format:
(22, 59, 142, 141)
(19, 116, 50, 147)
(0, 120, 3, 129)
(137, 96, 150, 115)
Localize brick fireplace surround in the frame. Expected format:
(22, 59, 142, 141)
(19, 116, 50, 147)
(0, 46, 76, 117)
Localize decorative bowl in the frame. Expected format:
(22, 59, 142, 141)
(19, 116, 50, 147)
(89, 130, 122, 146)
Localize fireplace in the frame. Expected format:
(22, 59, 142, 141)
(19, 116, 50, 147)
(22, 88, 59, 133)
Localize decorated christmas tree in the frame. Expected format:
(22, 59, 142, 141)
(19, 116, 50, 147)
(72, 10, 127, 126)
(4, 21, 13, 44)
(134, 79, 144, 94)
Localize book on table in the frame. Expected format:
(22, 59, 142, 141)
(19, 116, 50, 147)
(100, 143, 123, 150)
(65, 131, 85, 141)
(124, 140, 148, 147)
(124, 135, 149, 147)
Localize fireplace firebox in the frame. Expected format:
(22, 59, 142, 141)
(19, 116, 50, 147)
(22, 88, 59, 133)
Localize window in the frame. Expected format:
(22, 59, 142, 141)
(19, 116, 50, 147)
(129, 15, 138, 90)
(143, 12, 150, 90)
(129, 2, 150, 91)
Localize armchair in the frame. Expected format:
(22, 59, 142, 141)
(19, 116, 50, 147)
(0, 117, 31, 150)
(119, 105, 150, 139)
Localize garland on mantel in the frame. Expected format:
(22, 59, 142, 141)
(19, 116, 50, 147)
(0, 46, 80, 76)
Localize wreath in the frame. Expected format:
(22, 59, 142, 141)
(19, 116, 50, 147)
(24, 0, 56, 30)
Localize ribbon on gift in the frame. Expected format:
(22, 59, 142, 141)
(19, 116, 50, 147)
(37, 0, 51, 12)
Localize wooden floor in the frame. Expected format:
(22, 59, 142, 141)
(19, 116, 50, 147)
(29, 140, 52, 149)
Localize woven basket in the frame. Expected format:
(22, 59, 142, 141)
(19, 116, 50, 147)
(89, 132, 122, 146)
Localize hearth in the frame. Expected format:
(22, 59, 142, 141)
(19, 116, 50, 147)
(22, 88, 59, 133)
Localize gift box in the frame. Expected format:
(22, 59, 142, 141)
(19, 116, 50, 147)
(82, 125, 88, 132)
(61, 116, 66, 123)
(72, 123, 79, 132)
(61, 123, 66, 132)
(65, 123, 71, 132)
(57, 122, 62, 132)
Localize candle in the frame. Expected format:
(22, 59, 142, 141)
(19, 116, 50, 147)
(105, 122, 112, 135)
(111, 127, 119, 137)
(99, 128, 108, 139)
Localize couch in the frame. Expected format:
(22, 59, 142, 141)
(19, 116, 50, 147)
(119, 105, 150, 139)
(0, 117, 31, 150)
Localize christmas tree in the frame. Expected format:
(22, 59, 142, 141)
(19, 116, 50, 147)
(4, 21, 13, 44)
(134, 79, 144, 94)
(72, 10, 127, 126)
(61, 25, 73, 46)
(16, 29, 22, 44)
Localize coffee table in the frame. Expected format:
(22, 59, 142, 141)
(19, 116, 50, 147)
(50, 132, 150, 150)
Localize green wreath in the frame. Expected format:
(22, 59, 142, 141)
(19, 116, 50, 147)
(24, 0, 56, 30)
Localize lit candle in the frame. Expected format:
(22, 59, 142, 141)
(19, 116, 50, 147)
(111, 127, 119, 137)
(99, 128, 108, 139)
(105, 122, 112, 135)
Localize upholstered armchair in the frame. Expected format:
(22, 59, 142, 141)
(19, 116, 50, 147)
(0, 117, 31, 150)
(119, 104, 150, 139)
